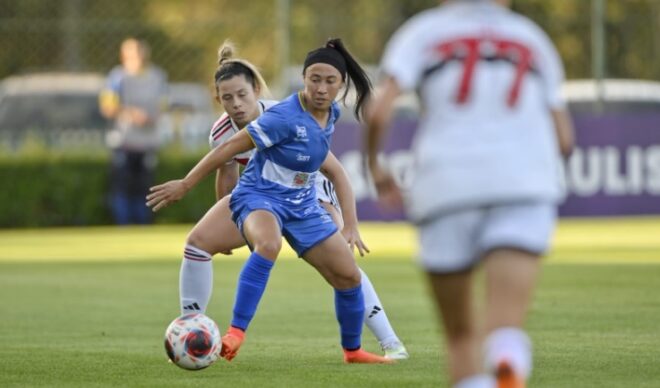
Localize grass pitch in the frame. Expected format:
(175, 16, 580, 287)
(1, 218, 659, 387)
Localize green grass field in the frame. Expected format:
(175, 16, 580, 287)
(1, 218, 659, 387)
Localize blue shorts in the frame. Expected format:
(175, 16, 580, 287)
(230, 192, 338, 257)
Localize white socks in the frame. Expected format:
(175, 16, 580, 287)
(179, 244, 213, 315)
(484, 327, 532, 379)
(453, 374, 495, 388)
(177, 248, 404, 350)
(359, 268, 401, 347)
(451, 328, 531, 387)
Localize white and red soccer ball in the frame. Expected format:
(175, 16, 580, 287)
(164, 313, 221, 370)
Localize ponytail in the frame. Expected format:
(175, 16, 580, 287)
(325, 38, 372, 122)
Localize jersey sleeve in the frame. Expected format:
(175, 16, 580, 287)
(104, 67, 123, 94)
(98, 67, 123, 111)
(380, 17, 428, 92)
(246, 106, 290, 150)
(533, 27, 566, 110)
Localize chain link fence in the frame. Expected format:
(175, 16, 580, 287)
(2, 0, 659, 87)
(0, 0, 658, 151)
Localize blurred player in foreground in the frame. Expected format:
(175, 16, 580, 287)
(365, 0, 574, 386)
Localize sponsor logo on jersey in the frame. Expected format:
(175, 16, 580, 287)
(296, 153, 311, 162)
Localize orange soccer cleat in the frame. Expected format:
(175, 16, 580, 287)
(495, 361, 525, 388)
(219, 326, 245, 362)
(343, 348, 395, 364)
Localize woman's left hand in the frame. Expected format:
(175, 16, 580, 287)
(341, 225, 370, 257)
(145, 179, 190, 212)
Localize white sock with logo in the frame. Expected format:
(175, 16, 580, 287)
(484, 327, 532, 379)
(179, 244, 213, 315)
(359, 268, 401, 347)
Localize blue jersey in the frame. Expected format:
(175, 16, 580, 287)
(234, 92, 340, 206)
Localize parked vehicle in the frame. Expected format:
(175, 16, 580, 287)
(0, 72, 218, 152)
(0, 72, 110, 150)
(163, 82, 217, 150)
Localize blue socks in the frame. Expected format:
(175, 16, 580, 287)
(335, 285, 365, 350)
(231, 251, 364, 351)
(231, 252, 274, 331)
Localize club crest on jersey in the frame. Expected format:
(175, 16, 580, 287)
(295, 125, 308, 142)
(293, 172, 310, 187)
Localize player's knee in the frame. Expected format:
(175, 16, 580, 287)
(186, 230, 212, 253)
(253, 239, 282, 259)
(327, 266, 361, 289)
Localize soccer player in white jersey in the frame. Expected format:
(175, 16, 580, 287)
(148, 39, 401, 363)
(201, 41, 407, 359)
(365, 1, 574, 387)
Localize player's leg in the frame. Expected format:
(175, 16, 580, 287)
(428, 271, 492, 387)
(179, 195, 247, 315)
(299, 228, 392, 364)
(480, 203, 555, 387)
(187, 195, 246, 255)
(321, 201, 408, 359)
(221, 207, 283, 361)
(420, 209, 494, 387)
(482, 249, 538, 388)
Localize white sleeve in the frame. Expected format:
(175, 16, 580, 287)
(533, 28, 566, 110)
(380, 18, 428, 92)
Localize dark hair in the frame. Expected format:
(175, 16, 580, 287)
(306, 38, 372, 122)
(213, 40, 271, 98)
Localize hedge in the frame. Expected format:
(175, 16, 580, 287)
(0, 151, 216, 228)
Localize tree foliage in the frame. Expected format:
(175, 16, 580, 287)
(0, 0, 657, 84)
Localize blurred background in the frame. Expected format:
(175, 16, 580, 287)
(1, 0, 659, 227)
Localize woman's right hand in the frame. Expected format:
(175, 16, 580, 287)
(369, 164, 404, 211)
(146, 179, 190, 212)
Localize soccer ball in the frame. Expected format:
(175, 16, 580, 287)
(164, 313, 221, 370)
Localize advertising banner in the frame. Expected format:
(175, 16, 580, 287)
(332, 114, 660, 220)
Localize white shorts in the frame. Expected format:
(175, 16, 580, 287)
(315, 175, 340, 210)
(418, 202, 557, 273)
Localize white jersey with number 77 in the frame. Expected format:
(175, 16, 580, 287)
(380, 1, 566, 223)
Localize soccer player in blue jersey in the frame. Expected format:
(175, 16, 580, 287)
(148, 38, 393, 364)
(178, 40, 407, 359)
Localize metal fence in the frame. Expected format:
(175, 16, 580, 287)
(1, 0, 659, 91)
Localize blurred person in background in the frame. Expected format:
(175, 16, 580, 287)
(365, 0, 574, 387)
(99, 38, 168, 225)
(148, 38, 395, 364)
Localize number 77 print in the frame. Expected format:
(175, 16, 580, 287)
(428, 36, 535, 108)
